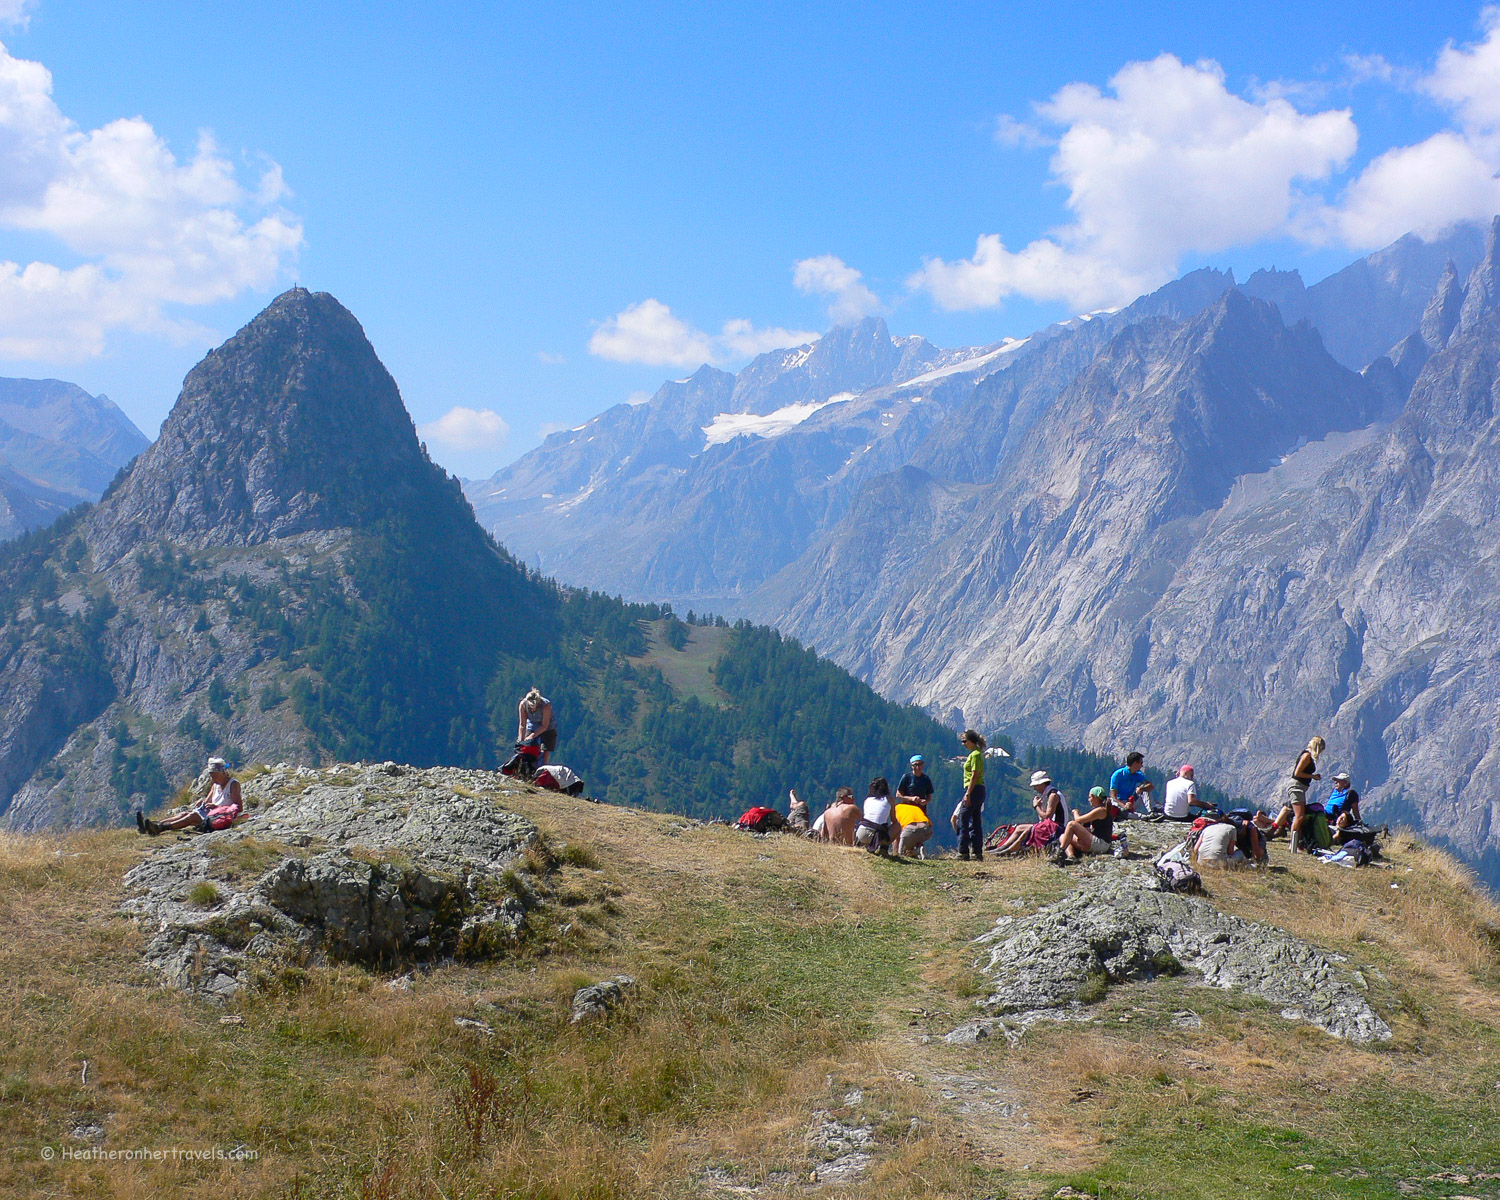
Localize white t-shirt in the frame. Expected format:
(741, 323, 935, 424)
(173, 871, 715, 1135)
(1197, 823, 1240, 861)
(863, 795, 892, 825)
(1164, 777, 1199, 819)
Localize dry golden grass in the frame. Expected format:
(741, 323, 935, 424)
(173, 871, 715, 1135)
(1, 787, 1498, 1199)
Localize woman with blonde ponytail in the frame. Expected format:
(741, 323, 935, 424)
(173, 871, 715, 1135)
(1271, 735, 1324, 851)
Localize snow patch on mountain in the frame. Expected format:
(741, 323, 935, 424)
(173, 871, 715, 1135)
(701, 394, 853, 447)
(896, 340, 1029, 389)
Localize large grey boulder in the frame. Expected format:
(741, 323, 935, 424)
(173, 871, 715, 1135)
(121, 763, 537, 997)
(971, 863, 1390, 1044)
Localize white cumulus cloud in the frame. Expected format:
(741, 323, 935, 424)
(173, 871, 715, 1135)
(793, 254, 884, 321)
(0, 39, 302, 360)
(911, 54, 1357, 312)
(589, 298, 716, 367)
(0, 1, 33, 28)
(589, 298, 815, 367)
(419, 406, 511, 454)
(1306, 10, 1500, 248)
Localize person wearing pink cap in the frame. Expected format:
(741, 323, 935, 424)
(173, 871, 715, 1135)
(1163, 764, 1210, 821)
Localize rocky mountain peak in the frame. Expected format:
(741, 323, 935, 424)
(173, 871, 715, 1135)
(1456, 216, 1500, 337)
(1418, 259, 1465, 349)
(88, 288, 448, 564)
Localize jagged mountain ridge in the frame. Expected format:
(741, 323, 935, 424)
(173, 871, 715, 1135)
(469, 228, 1480, 611)
(0, 290, 962, 833)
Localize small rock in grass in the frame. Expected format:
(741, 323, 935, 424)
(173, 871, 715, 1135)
(570, 975, 637, 1023)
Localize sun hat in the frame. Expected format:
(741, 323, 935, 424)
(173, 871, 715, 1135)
(910, 754, 925, 764)
(1089, 785, 1106, 799)
(1029, 770, 1052, 787)
(1332, 771, 1351, 782)
(207, 756, 227, 770)
(1180, 764, 1194, 775)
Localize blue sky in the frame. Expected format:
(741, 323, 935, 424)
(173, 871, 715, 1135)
(1, 1, 1499, 477)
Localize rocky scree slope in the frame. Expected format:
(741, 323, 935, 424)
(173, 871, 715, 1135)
(122, 762, 540, 998)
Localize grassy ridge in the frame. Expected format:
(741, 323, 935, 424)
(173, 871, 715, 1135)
(1, 779, 1497, 1198)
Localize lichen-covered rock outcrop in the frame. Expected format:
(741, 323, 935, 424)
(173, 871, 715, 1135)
(120, 763, 539, 998)
(970, 857, 1391, 1044)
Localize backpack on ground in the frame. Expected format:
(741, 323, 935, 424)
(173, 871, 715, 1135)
(1153, 840, 1203, 892)
(533, 764, 585, 796)
(1304, 811, 1333, 852)
(1154, 858, 1203, 893)
(501, 740, 543, 781)
(736, 806, 785, 833)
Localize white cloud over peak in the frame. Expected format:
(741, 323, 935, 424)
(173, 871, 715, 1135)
(912, 54, 1356, 312)
(719, 316, 821, 359)
(792, 254, 883, 321)
(419, 406, 511, 454)
(589, 298, 815, 368)
(1306, 10, 1500, 248)
(0, 39, 302, 360)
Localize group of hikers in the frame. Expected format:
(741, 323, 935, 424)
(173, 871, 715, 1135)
(135, 681, 1379, 880)
(763, 732, 1380, 871)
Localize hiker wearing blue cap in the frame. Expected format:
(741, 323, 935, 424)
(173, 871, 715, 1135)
(894, 754, 936, 857)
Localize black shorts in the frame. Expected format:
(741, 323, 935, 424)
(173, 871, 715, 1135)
(537, 728, 558, 752)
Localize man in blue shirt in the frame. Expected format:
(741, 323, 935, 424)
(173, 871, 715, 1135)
(1109, 751, 1154, 818)
(1326, 771, 1362, 836)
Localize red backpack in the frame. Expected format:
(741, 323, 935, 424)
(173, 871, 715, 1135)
(736, 806, 785, 832)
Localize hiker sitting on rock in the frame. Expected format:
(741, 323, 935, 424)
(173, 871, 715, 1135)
(854, 777, 894, 855)
(137, 757, 242, 836)
(817, 787, 861, 844)
(993, 770, 1069, 855)
(517, 687, 556, 764)
(1057, 785, 1115, 860)
(1110, 751, 1153, 818)
(1163, 764, 1212, 821)
(893, 755, 935, 856)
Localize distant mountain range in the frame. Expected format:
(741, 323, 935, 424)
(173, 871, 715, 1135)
(465, 221, 1500, 884)
(0, 290, 962, 831)
(0, 378, 149, 539)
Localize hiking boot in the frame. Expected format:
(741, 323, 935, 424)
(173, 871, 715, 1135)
(958, 852, 971, 861)
(145, 818, 163, 836)
(135, 810, 147, 835)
